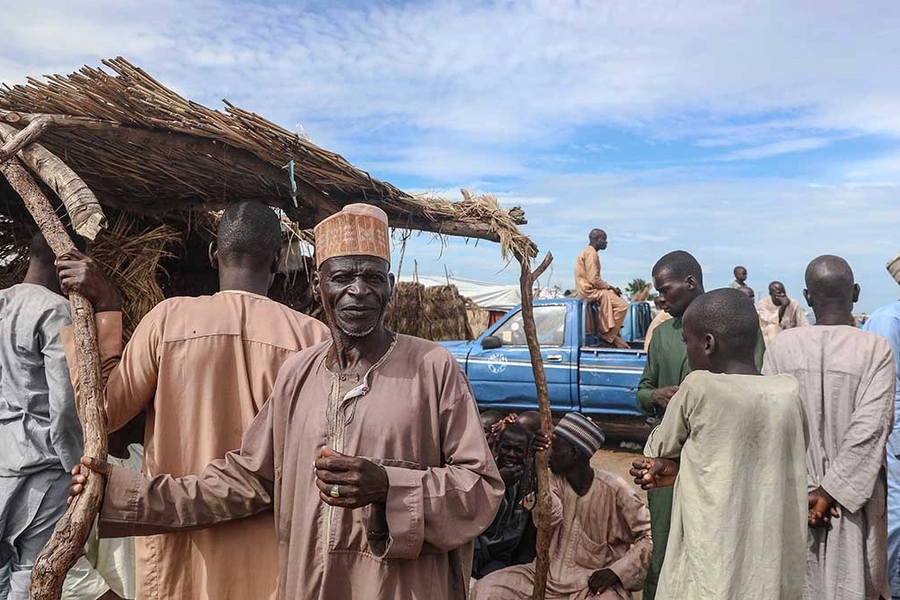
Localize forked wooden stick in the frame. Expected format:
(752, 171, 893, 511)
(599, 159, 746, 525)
(0, 157, 108, 600)
(516, 251, 554, 600)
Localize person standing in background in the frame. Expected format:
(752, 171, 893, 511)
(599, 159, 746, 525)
(863, 252, 900, 599)
(0, 232, 83, 599)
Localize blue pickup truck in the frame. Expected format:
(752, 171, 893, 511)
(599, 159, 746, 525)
(441, 298, 654, 435)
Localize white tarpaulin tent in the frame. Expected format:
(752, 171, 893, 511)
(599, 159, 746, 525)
(398, 275, 521, 311)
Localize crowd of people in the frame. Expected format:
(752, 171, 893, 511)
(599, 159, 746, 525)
(0, 206, 898, 600)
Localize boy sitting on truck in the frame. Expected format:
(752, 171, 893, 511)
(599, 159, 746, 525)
(631, 288, 808, 600)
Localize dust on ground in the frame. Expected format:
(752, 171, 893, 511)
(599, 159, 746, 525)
(590, 441, 646, 499)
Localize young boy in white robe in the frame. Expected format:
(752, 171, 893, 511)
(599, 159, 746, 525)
(632, 288, 809, 600)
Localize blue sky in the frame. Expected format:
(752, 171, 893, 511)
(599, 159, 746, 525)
(2, 0, 899, 311)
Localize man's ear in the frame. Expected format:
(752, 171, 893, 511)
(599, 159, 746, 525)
(685, 275, 697, 291)
(388, 273, 395, 296)
(208, 242, 219, 270)
(704, 333, 717, 357)
(852, 283, 861, 303)
(803, 288, 812, 307)
(311, 269, 321, 302)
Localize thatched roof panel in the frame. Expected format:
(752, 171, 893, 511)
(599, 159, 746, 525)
(0, 58, 534, 257)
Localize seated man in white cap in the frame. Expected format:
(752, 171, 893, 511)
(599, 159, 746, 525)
(472, 412, 652, 600)
(68, 203, 503, 600)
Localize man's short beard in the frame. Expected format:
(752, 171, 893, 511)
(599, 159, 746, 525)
(339, 324, 377, 338)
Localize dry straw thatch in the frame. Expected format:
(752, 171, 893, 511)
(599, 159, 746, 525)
(0, 58, 534, 260)
(87, 215, 178, 338)
(0, 58, 538, 337)
(0, 207, 179, 339)
(386, 282, 473, 341)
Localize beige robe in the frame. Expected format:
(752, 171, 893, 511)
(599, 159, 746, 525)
(95, 335, 504, 599)
(62, 444, 143, 600)
(63, 291, 329, 600)
(758, 296, 809, 345)
(644, 371, 809, 599)
(574, 246, 627, 343)
(763, 326, 897, 600)
(643, 311, 673, 352)
(471, 469, 652, 600)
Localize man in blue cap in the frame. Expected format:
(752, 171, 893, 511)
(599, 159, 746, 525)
(472, 412, 652, 599)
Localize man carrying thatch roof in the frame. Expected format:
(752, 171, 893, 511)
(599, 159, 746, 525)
(574, 229, 629, 349)
(0, 232, 84, 599)
(69, 203, 503, 599)
(57, 201, 329, 600)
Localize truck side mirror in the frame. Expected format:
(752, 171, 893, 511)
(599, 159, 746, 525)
(481, 335, 502, 350)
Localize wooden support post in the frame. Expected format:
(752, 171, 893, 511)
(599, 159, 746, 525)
(0, 157, 108, 600)
(517, 251, 554, 600)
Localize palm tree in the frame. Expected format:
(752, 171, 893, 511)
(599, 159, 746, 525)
(625, 278, 656, 302)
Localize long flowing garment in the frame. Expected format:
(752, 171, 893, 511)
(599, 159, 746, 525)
(471, 469, 652, 600)
(644, 371, 808, 599)
(574, 246, 627, 343)
(764, 326, 897, 600)
(96, 335, 503, 599)
(63, 291, 329, 600)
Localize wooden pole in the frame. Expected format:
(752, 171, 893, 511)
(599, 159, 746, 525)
(517, 251, 554, 600)
(0, 157, 109, 600)
(0, 123, 106, 240)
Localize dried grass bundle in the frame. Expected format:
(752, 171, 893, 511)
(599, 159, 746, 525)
(385, 281, 426, 337)
(422, 285, 470, 341)
(88, 214, 178, 339)
(466, 304, 491, 339)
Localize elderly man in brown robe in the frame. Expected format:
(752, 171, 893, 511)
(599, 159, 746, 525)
(575, 229, 628, 348)
(472, 413, 652, 599)
(763, 256, 897, 600)
(69, 203, 503, 600)
(57, 201, 329, 600)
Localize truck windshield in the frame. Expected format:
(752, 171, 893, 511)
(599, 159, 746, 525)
(493, 305, 567, 347)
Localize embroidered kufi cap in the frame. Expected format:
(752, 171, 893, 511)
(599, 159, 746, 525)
(314, 203, 390, 268)
(888, 252, 900, 285)
(554, 412, 605, 457)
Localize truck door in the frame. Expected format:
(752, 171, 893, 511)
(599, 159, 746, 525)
(466, 304, 574, 412)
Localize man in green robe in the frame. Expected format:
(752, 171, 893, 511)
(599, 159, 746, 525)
(637, 251, 765, 599)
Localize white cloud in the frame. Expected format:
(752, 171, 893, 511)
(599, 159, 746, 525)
(2, 0, 899, 312)
(719, 138, 832, 161)
(3, 0, 900, 147)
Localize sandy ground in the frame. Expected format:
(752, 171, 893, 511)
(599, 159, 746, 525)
(590, 442, 647, 499)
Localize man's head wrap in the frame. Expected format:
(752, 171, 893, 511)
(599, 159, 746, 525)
(554, 412, 605, 457)
(888, 252, 900, 285)
(314, 203, 390, 268)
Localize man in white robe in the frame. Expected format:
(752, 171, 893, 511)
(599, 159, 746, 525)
(764, 255, 896, 600)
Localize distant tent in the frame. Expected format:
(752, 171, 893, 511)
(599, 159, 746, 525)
(399, 275, 520, 312)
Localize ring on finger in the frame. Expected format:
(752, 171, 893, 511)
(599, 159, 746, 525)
(329, 484, 340, 499)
